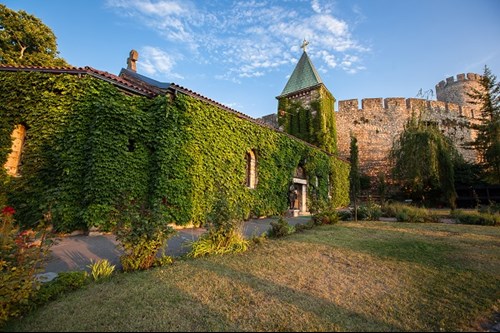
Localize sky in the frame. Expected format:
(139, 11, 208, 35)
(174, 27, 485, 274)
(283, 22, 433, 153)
(3, 0, 500, 119)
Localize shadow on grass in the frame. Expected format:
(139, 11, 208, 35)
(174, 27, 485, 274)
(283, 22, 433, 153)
(294, 223, 469, 269)
(190, 259, 405, 332)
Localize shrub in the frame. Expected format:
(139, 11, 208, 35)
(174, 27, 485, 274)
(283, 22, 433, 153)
(187, 194, 249, 258)
(187, 229, 249, 257)
(478, 202, 500, 215)
(295, 220, 315, 232)
(268, 216, 296, 238)
(337, 210, 352, 221)
(87, 259, 115, 281)
(0, 206, 52, 326)
(451, 210, 499, 226)
(114, 199, 176, 272)
(312, 210, 339, 225)
(356, 203, 382, 221)
(381, 203, 436, 223)
(250, 233, 267, 245)
(32, 271, 89, 306)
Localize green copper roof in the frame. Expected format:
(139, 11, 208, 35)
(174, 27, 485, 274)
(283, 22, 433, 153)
(278, 51, 323, 97)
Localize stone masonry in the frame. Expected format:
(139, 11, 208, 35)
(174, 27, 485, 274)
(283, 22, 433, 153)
(335, 73, 484, 179)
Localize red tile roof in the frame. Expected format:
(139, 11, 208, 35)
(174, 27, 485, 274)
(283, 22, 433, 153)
(0, 64, 344, 159)
(0, 64, 159, 97)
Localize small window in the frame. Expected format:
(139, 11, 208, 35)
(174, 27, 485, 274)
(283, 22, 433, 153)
(127, 139, 136, 152)
(245, 150, 257, 189)
(3, 124, 27, 176)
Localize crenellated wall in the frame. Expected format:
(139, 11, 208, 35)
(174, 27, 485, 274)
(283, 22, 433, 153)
(259, 72, 485, 183)
(435, 73, 482, 106)
(336, 95, 482, 179)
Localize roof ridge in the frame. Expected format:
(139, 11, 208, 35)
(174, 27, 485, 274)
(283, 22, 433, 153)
(0, 64, 159, 96)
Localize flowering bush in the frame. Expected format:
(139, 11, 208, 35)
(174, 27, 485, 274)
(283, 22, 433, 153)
(0, 206, 52, 325)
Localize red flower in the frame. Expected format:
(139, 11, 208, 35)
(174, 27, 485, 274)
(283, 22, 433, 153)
(1, 206, 15, 216)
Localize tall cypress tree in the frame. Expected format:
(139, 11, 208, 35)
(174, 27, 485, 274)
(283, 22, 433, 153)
(467, 65, 500, 184)
(349, 133, 360, 220)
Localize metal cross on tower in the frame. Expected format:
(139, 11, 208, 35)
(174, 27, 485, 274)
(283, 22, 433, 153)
(301, 39, 309, 52)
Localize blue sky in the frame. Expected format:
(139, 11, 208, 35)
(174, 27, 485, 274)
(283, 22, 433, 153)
(4, 0, 500, 118)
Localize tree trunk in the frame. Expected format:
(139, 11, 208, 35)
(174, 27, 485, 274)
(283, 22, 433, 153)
(19, 44, 26, 59)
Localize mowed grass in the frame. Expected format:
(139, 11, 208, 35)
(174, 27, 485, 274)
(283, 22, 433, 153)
(5, 221, 500, 332)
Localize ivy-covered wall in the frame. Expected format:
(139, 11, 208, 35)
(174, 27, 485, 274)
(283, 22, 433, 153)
(277, 85, 338, 154)
(0, 71, 349, 232)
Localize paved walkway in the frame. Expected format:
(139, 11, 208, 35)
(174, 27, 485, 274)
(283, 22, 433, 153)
(43, 216, 312, 274)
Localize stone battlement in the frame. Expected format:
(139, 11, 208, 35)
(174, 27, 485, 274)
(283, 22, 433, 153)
(435, 73, 482, 91)
(338, 97, 476, 119)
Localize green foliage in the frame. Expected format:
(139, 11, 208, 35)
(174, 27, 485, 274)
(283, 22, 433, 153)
(381, 203, 436, 223)
(114, 200, 176, 272)
(377, 172, 387, 202)
(0, 206, 52, 325)
(0, 71, 350, 232)
(277, 86, 337, 154)
(312, 210, 339, 225)
(349, 134, 360, 204)
(466, 65, 500, 184)
(187, 195, 250, 257)
(337, 203, 382, 221)
(158, 93, 349, 225)
(390, 112, 458, 209)
(0, 4, 68, 66)
(268, 216, 296, 237)
(478, 202, 500, 215)
(451, 210, 499, 226)
(357, 203, 383, 221)
(454, 159, 484, 186)
(32, 271, 89, 306)
(294, 219, 315, 232)
(337, 210, 352, 221)
(187, 230, 249, 258)
(87, 259, 115, 281)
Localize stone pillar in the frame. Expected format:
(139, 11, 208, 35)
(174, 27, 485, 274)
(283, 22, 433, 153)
(301, 184, 307, 212)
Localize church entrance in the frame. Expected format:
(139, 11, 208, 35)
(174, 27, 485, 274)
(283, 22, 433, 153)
(292, 166, 308, 213)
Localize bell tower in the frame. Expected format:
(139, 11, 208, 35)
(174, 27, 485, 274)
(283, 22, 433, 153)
(276, 40, 338, 154)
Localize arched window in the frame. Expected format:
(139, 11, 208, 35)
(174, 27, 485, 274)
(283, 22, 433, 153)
(3, 124, 27, 176)
(245, 150, 257, 189)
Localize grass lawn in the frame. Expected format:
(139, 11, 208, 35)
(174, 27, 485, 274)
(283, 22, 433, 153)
(5, 221, 500, 332)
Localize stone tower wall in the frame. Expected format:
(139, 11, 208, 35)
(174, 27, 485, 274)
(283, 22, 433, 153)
(435, 73, 482, 107)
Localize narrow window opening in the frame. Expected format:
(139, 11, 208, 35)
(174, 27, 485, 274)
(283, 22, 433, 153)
(245, 150, 257, 189)
(3, 124, 27, 176)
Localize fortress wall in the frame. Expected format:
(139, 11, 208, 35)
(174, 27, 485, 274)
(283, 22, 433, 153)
(336, 97, 480, 178)
(435, 72, 483, 106)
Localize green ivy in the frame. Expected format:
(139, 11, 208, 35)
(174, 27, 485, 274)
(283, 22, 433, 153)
(0, 71, 349, 231)
(277, 85, 338, 154)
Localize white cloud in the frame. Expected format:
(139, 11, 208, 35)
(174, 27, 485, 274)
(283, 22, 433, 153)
(311, 0, 322, 14)
(138, 46, 183, 79)
(106, 0, 369, 79)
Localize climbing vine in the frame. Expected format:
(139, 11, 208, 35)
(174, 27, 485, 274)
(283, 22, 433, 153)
(277, 85, 338, 154)
(0, 71, 349, 232)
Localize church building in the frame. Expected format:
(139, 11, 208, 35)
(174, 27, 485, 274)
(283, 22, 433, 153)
(0, 47, 349, 232)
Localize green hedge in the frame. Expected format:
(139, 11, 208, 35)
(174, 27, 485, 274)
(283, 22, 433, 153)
(0, 71, 349, 231)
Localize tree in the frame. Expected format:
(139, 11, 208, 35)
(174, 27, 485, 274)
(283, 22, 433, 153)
(0, 4, 68, 66)
(467, 65, 500, 184)
(349, 133, 360, 220)
(390, 113, 457, 209)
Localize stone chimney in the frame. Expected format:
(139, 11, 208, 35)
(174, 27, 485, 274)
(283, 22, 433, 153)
(127, 50, 139, 72)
